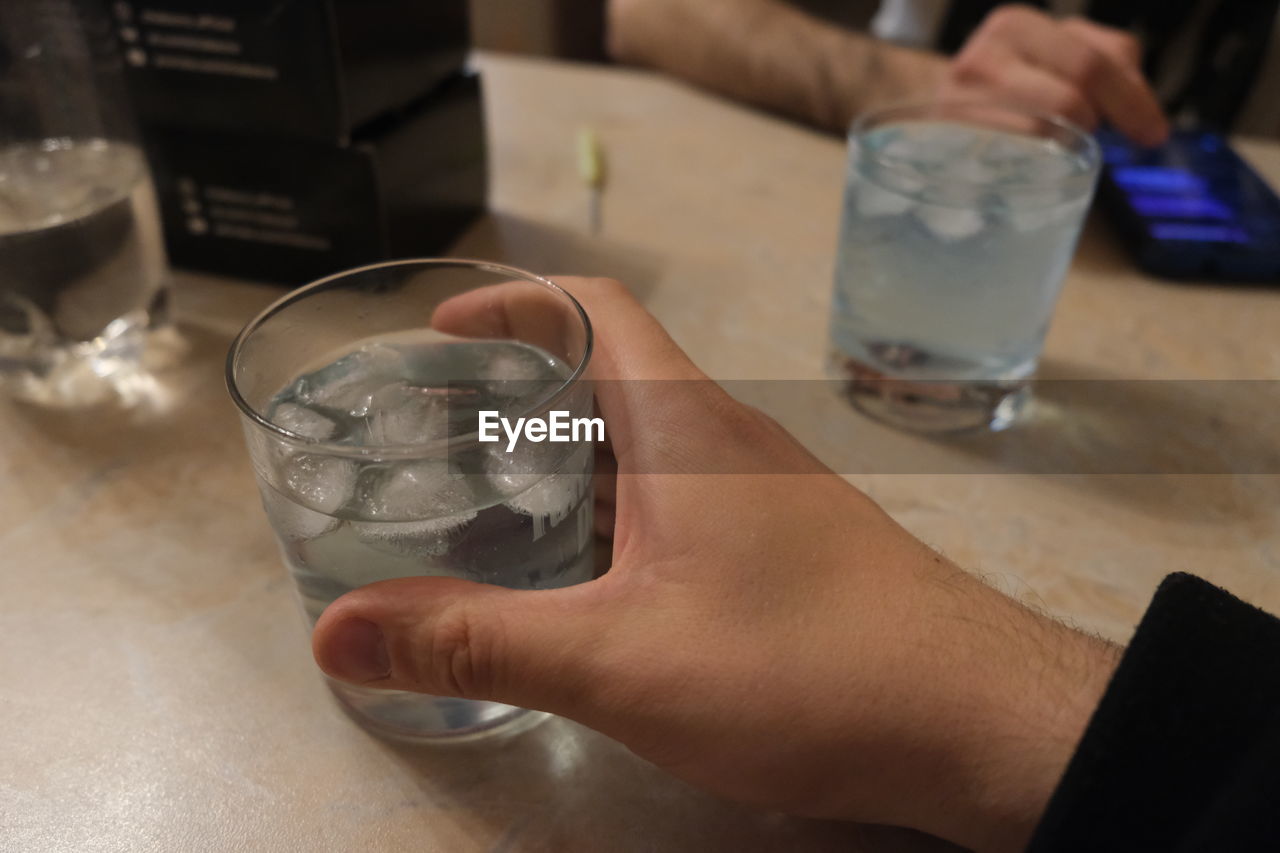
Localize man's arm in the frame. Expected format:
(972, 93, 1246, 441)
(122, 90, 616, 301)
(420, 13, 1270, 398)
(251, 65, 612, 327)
(606, 0, 945, 133)
(607, 0, 1169, 145)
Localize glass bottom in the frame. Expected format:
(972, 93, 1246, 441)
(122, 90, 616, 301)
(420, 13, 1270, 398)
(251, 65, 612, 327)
(831, 353, 1029, 434)
(326, 677, 549, 744)
(0, 292, 175, 408)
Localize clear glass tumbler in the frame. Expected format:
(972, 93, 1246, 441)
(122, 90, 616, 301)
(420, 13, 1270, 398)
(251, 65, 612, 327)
(829, 101, 1100, 433)
(0, 0, 169, 405)
(227, 259, 596, 742)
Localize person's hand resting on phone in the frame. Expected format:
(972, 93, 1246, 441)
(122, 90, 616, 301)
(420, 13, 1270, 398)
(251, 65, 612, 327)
(310, 277, 1119, 853)
(939, 5, 1169, 146)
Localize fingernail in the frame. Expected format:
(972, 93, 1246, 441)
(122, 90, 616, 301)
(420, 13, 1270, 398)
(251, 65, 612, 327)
(325, 618, 390, 683)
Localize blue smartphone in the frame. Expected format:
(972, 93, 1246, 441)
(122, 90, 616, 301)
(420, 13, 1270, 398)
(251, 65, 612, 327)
(1095, 128, 1280, 282)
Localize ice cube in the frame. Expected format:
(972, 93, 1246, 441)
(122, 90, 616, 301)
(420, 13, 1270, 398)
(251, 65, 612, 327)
(941, 158, 999, 185)
(488, 456, 540, 501)
(504, 472, 588, 520)
(280, 453, 357, 515)
(1005, 189, 1073, 232)
(488, 443, 590, 534)
(362, 382, 450, 446)
(295, 343, 405, 417)
(258, 484, 340, 541)
(350, 460, 477, 557)
(271, 402, 338, 441)
(297, 526, 452, 587)
(361, 460, 475, 520)
(487, 341, 560, 378)
(482, 341, 565, 401)
(978, 133, 1079, 186)
(915, 205, 985, 242)
(1021, 143, 1077, 182)
(976, 133, 1036, 169)
(351, 514, 475, 559)
(878, 123, 981, 168)
(854, 183, 916, 218)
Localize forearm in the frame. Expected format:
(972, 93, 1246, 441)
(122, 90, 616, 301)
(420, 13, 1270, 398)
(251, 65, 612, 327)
(933, 587, 1122, 852)
(607, 0, 946, 132)
(855, 558, 1121, 852)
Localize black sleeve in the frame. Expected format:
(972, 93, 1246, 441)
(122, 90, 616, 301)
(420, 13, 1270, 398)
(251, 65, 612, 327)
(1028, 573, 1280, 852)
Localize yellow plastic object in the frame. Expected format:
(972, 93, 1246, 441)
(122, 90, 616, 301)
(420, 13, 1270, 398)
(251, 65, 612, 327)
(577, 127, 605, 233)
(577, 126, 605, 188)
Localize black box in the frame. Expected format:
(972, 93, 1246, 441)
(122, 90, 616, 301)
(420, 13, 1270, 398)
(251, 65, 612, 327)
(111, 0, 470, 142)
(144, 72, 486, 285)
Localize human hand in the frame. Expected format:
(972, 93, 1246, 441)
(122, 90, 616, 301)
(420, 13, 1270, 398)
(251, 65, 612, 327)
(311, 277, 1119, 852)
(940, 4, 1169, 147)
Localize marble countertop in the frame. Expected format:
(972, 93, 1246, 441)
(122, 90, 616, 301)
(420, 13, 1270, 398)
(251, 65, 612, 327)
(3, 53, 1277, 852)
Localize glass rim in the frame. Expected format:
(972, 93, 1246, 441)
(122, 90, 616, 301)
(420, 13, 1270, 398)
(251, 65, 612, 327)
(225, 257, 595, 460)
(848, 99, 1102, 194)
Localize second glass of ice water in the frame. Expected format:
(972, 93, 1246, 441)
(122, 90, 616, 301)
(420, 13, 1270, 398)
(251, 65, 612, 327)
(829, 101, 1100, 432)
(228, 260, 596, 742)
(0, 0, 169, 406)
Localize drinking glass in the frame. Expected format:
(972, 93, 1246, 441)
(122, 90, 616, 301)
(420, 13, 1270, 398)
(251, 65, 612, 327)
(0, 0, 169, 405)
(227, 259, 595, 742)
(829, 101, 1100, 432)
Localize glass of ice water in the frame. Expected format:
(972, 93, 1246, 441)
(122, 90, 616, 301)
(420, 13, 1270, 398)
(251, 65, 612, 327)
(227, 259, 596, 742)
(829, 101, 1100, 432)
(0, 0, 170, 406)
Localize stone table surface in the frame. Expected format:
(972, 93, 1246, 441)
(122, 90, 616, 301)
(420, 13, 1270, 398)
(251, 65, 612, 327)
(3, 52, 1278, 852)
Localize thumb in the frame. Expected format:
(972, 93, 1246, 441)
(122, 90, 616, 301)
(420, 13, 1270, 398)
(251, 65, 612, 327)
(311, 576, 608, 714)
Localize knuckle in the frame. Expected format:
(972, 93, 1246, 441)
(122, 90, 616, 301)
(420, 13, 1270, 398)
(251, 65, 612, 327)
(1062, 14, 1090, 33)
(1113, 32, 1141, 63)
(414, 605, 498, 699)
(949, 50, 991, 84)
(1074, 47, 1107, 84)
(985, 4, 1032, 34)
(591, 276, 628, 296)
(1047, 89, 1080, 114)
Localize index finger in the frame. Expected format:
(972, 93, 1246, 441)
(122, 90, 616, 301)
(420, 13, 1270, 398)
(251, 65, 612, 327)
(1038, 19, 1169, 146)
(430, 275, 709, 469)
(430, 275, 704, 385)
